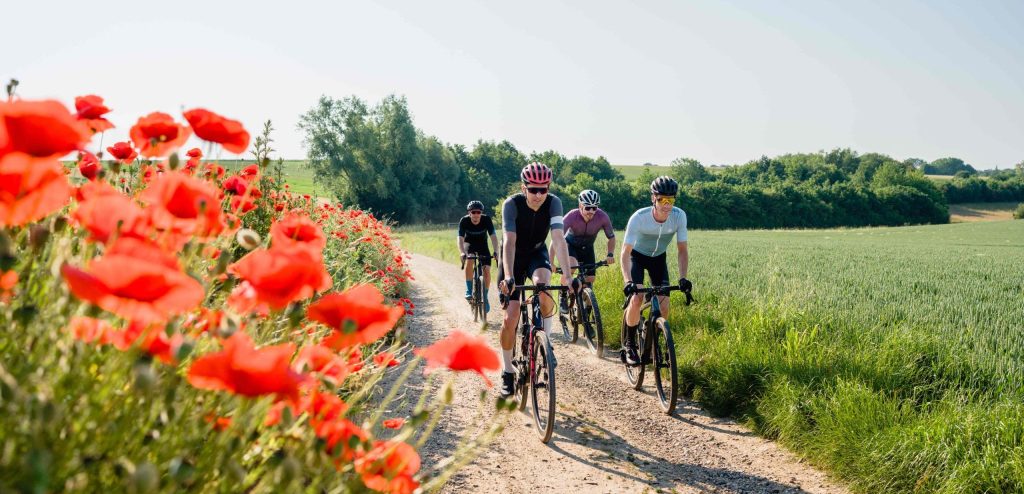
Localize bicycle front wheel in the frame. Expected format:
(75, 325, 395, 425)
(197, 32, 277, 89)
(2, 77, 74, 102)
(472, 276, 483, 322)
(581, 288, 604, 357)
(530, 330, 557, 443)
(652, 318, 678, 414)
(623, 318, 645, 389)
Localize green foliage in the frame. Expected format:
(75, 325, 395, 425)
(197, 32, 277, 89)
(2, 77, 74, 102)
(925, 157, 977, 176)
(1015, 203, 1024, 219)
(941, 175, 1024, 204)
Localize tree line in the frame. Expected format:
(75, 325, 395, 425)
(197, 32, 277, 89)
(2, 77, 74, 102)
(299, 95, 1020, 228)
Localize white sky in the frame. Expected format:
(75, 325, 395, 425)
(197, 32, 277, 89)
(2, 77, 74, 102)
(4, 0, 1022, 169)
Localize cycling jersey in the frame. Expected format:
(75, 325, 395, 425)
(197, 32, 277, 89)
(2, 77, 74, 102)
(458, 214, 495, 256)
(622, 206, 687, 257)
(563, 208, 614, 246)
(501, 194, 564, 252)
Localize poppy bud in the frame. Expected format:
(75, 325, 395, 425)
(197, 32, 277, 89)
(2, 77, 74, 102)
(29, 224, 50, 250)
(132, 359, 157, 392)
(168, 153, 180, 171)
(130, 462, 159, 493)
(110, 161, 122, 174)
(442, 382, 454, 404)
(52, 215, 69, 232)
(169, 457, 196, 486)
(235, 229, 261, 250)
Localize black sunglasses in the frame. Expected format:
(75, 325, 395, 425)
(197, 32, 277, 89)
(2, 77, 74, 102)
(583, 206, 597, 211)
(469, 210, 482, 215)
(526, 187, 548, 195)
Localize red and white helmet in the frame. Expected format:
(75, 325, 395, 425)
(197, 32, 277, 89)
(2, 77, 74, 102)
(520, 162, 552, 184)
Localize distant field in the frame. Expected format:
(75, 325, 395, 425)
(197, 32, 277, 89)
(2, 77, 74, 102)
(949, 202, 1020, 222)
(612, 164, 660, 180)
(399, 220, 1024, 491)
(214, 159, 321, 197)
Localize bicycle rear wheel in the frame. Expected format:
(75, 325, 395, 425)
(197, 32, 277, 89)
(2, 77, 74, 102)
(530, 330, 557, 443)
(623, 318, 645, 389)
(652, 318, 678, 414)
(472, 276, 483, 322)
(581, 287, 604, 357)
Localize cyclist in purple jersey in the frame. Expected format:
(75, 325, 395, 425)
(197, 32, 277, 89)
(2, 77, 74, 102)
(551, 189, 615, 312)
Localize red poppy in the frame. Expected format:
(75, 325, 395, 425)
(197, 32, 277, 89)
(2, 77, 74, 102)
(307, 285, 404, 349)
(61, 250, 204, 324)
(0, 270, 17, 302)
(106, 320, 182, 364)
(240, 164, 259, 179)
(222, 175, 248, 195)
(186, 147, 202, 159)
(270, 213, 327, 253)
(373, 351, 400, 368)
(317, 417, 368, 461)
(382, 418, 405, 429)
(415, 330, 500, 386)
(295, 344, 353, 386)
(205, 414, 232, 432)
(77, 151, 100, 180)
(106, 141, 138, 163)
(228, 247, 332, 310)
(72, 188, 147, 243)
(355, 440, 421, 494)
(0, 99, 91, 158)
(183, 108, 250, 154)
(187, 331, 304, 402)
(140, 171, 225, 239)
(0, 153, 72, 227)
(129, 112, 191, 158)
(74, 95, 114, 133)
(67, 316, 113, 343)
(203, 163, 225, 179)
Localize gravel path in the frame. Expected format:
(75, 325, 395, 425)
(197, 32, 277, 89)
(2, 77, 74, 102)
(404, 254, 847, 494)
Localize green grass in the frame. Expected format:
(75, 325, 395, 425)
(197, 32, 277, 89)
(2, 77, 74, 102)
(215, 159, 322, 197)
(612, 164, 662, 180)
(399, 221, 1024, 492)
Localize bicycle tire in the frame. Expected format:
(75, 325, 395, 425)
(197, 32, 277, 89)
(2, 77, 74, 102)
(471, 276, 482, 322)
(516, 325, 529, 412)
(569, 294, 580, 343)
(652, 318, 678, 414)
(530, 330, 557, 443)
(623, 318, 645, 389)
(581, 287, 603, 357)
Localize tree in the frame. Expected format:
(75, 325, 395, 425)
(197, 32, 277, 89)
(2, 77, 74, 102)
(924, 157, 976, 176)
(670, 157, 714, 185)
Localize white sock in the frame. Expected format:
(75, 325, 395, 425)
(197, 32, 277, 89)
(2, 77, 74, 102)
(543, 316, 554, 337)
(502, 349, 514, 373)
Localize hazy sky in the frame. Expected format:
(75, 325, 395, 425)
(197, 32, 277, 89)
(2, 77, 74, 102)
(5, 0, 1022, 168)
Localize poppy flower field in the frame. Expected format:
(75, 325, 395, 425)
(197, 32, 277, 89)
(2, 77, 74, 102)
(0, 92, 503, 492)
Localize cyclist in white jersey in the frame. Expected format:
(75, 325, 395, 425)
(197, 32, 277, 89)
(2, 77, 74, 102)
(619, 176, 693, 365)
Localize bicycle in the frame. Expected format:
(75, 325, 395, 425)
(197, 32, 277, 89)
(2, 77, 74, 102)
(460, 253, 492, 323)
(508, 283, 570, 443)
(620, 284, 693, 414)
(555, 261, 608, 356)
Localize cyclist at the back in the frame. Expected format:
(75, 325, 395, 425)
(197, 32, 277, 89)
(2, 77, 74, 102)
(458, 200, 500, 313)
(497, 162, 577, 398)
(550, 189, 616, 313)
(620, 176, 692, 366)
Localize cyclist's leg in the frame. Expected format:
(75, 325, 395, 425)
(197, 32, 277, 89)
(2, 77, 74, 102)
(499, 256, 527, 397)
(625, 250, 647, 327)
(649, 253, 671, 319)
(527, 248, 555, 334)
(577, 243, 596, 285)
(464, 258, 474, 298)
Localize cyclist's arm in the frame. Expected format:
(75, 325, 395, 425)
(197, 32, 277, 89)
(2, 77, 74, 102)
(620, 243, 634, 282)
(489, 233, 499, 260)
(457, 236, 467, 257)
(677, 241, 689, 279)
(548, 243, 557, 269)
(503, 232, 516, 280)
(606, 236, 616, 260)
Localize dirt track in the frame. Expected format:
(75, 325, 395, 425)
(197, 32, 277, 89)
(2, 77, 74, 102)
(404, 254, 846, 493)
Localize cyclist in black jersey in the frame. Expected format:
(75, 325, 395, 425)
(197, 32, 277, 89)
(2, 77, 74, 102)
(497, 162, 577, 398)
(458, 200, 499, 312)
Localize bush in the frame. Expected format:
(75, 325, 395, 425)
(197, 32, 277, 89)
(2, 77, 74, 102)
(1015, 203, 1024, 219)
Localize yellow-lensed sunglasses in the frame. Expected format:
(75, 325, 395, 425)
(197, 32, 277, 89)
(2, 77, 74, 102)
(656, 196, 676, 206)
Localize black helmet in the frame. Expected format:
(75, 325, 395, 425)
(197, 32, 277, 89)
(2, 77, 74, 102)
(466, 200, 484, 212)
(650, 176, 678, 196)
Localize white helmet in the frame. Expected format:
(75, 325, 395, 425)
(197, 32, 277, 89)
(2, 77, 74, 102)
(578, 189, 600, 206)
